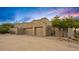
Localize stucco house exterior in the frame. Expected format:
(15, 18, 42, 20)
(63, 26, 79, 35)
(11, 18, 52, 36)
(10, 17, 74, 38)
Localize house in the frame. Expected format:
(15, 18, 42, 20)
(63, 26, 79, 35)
(10, 17, 74, 38)
(12, 17, 52, 36)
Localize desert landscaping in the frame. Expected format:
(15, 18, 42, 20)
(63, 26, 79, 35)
(0, 34, 79, 51)
(0, 7, 79, 51)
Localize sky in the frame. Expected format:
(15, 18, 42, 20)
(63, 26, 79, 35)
(0, 7, 79, 24)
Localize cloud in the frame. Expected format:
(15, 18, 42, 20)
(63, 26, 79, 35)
(25, 7, 79, 20)
(0, 7, 79, 24)
(68, 13, 79, 17)
(46, 7, 79, 18)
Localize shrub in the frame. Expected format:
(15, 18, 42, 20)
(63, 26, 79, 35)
(0, 23, 14, 34)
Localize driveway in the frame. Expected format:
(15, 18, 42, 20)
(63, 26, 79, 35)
(0, 34, 79, 51)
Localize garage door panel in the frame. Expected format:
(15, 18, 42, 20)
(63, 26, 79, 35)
(35, 27, 43, 36)
(25, 29, 33, 35)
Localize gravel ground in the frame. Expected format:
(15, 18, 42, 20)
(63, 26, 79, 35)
(0, 34, 79, 51)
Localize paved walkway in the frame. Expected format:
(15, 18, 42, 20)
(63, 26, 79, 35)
(0, 34, 79, 51)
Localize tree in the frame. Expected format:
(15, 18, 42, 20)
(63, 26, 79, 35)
(51, 16, 79, 37)
(1, 23, 14, 28)
(62, 16, 75, 28)
(73, 20, 79, 28)
(0, 23, 14, 34)
(51, 16, 65, 37)
(51, 16, 61, 28)
(73, 19, 79, 37)
(0, 26, 9, 34)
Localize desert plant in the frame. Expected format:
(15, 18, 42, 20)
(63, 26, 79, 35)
(0, 23, 14, 34)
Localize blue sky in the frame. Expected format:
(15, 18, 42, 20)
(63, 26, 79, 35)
(0, 7, 79, 24)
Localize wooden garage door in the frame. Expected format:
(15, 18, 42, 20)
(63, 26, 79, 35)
(35, 27, 43, 36)
(25, 28, 33, 35)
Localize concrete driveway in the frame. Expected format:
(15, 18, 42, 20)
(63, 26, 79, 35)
(0, 34, 79, 51)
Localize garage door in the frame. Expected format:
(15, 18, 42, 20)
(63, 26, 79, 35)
(17, 28, 26, 35)
(35, 27, 43, 36)
(25, 28, 33, 35)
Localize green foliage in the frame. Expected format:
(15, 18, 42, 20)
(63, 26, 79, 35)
(51, 16, 79, 28)
(63, 17, 74, 28)
(51, 16, 62, 28)
(0, 23, 14, 34)
(0, 26, 9, 34)
(73, 20, 79, 28)
(1, 23, 14, 28)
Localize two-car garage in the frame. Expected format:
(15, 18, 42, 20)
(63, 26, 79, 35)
(15, 18, 49, 36)
(25, 26, 44, 36)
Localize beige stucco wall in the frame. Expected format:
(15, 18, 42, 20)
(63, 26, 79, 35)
(9, 28, 17, 34)
(14, 17, 50, 36)
(68, 28, 74, 38)
(15, 22, 33, 28)
(11, 17, 69, 37)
